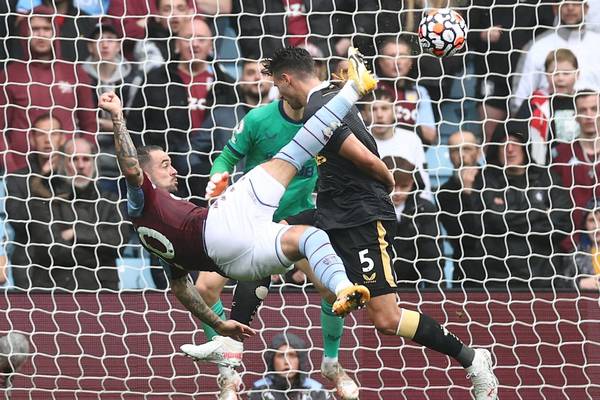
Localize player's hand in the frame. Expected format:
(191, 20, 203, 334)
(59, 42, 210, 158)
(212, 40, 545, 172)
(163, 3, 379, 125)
(215, 319, 256, 341)
(98, 91, 123, 116)
(205, 172, 230, 199)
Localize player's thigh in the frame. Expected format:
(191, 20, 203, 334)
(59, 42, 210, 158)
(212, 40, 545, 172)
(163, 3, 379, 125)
(217, 222, 294, 282)
(195, 271, 228, 306)
(329, 219, 398, 298)
(205, 168, 283, 266)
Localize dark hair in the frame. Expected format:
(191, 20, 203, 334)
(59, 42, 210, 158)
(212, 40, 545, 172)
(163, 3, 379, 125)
(262, 47, 315, 77)
(137, 145, 163, 169)
(575, 89, 599, 105)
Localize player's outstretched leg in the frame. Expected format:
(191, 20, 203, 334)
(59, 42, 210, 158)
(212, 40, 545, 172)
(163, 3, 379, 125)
(368, 296, 498, 400)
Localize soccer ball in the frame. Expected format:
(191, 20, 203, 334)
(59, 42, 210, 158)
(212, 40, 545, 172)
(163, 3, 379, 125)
(418, 8, 467, 57)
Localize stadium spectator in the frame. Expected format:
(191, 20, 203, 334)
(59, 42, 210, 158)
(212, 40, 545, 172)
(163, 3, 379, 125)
(553, 90, 600, 243)
(5, 114, 66, 288)
(437, 130, 486, 284)
(517, 48, 580, 165)
(361, 89, 432, 199)
(127, 16, 236, 200)
(383, 156, 443, 287)
(30, 138, 130, 290)
(0, 332, 30, 391)
(17, 2, 98, 62)
(572, 202, 600, 289)
(375, 36, 437, 145)
(463, 121, 573, 288)
(199, 59, 273, 167)
(563, 199, 600, 290)
(131, 0, 192, 73)
(233, 0, 354, 59)
(467, 0, 555, 142)
(513, 0, 600, 112)
(108, 0, 228, 40)
(0, 7, 97, 173)
(249, 333, 331, 400)
(83, 21, 142, 179)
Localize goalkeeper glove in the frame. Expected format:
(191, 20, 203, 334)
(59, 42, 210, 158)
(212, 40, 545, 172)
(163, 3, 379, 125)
(205, 172, 230, 198)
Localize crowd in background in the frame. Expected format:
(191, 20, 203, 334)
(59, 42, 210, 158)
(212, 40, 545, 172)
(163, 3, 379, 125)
(0, 0, 600, 292)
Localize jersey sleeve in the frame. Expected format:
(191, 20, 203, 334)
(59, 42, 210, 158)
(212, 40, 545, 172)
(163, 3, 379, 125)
(226, 115, 254, 158)
(210, 144, 243, 175)
(326, 106, 362, 152)
(126, 182, 145, 218)
(159, 258, 189, 280)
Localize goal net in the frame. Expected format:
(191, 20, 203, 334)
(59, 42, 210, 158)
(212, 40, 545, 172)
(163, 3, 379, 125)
(0, 1, 599, 399)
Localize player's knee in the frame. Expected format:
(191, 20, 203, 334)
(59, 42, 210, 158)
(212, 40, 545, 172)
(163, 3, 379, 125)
(371, 314, 398, 336)
(280, 225, 310, 261)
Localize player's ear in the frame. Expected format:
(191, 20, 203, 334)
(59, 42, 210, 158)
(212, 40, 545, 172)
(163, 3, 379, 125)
(279, 72, 293, 86)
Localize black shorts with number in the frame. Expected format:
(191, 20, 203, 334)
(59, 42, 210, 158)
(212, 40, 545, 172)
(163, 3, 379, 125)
(328, 219, 398, 298)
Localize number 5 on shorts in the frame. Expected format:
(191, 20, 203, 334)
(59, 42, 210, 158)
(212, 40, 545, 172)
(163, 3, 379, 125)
(359, 249, 374, 273)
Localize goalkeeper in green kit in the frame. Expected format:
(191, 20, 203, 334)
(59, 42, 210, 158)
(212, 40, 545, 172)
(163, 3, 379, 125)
(192, 97, 360, 400)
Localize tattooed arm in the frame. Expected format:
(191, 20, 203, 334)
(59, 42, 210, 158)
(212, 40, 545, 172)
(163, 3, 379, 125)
(170, 275, 256, 341)
(170, 276, 224, 328)
(98, 92, 143, 187)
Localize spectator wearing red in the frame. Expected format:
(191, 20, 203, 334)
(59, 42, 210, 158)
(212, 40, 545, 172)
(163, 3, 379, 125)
(517, 48, 580, 165)
(18, 2, 98, 62)
(0, 7, 97, 173)
(553, 90, 600, 244)
(375, 36, 437, 145)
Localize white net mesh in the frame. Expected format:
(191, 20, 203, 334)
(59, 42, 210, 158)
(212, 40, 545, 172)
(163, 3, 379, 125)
(0, 1, 600, 399)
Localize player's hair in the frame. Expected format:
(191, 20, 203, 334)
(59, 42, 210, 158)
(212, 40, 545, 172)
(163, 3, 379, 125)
(544, 48, 578, 71)
(261, 47, 315, 77)
(575, 89, 599, 105)
(137, 145, 164, 169)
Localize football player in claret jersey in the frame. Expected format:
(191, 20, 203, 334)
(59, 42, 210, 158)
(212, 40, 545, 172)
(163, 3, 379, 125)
(259, 47, 500, 400)
(98, 47, 375, 396)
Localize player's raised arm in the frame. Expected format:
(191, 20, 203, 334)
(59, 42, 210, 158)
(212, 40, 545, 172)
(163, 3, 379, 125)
(170, 275, 255, 342)
(99, 91, 143, 187)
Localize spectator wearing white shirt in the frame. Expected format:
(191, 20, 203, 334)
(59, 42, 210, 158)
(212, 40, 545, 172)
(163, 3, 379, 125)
(361, 89, 432, 201)
(513, 0, 600, 111)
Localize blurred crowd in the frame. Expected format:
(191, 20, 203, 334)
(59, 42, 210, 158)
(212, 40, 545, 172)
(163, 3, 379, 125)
(0, 0, 600, 291)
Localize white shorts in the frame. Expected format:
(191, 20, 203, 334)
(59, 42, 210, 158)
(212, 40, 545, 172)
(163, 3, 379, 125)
(204, 167, 294, 281)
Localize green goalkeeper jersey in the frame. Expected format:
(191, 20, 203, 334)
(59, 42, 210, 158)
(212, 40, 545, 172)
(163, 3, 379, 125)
(210, 100, 317, 222)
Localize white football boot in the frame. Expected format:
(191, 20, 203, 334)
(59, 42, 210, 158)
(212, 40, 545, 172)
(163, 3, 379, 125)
(181, 336, 243, 368)
(466, 349, 499, 400)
